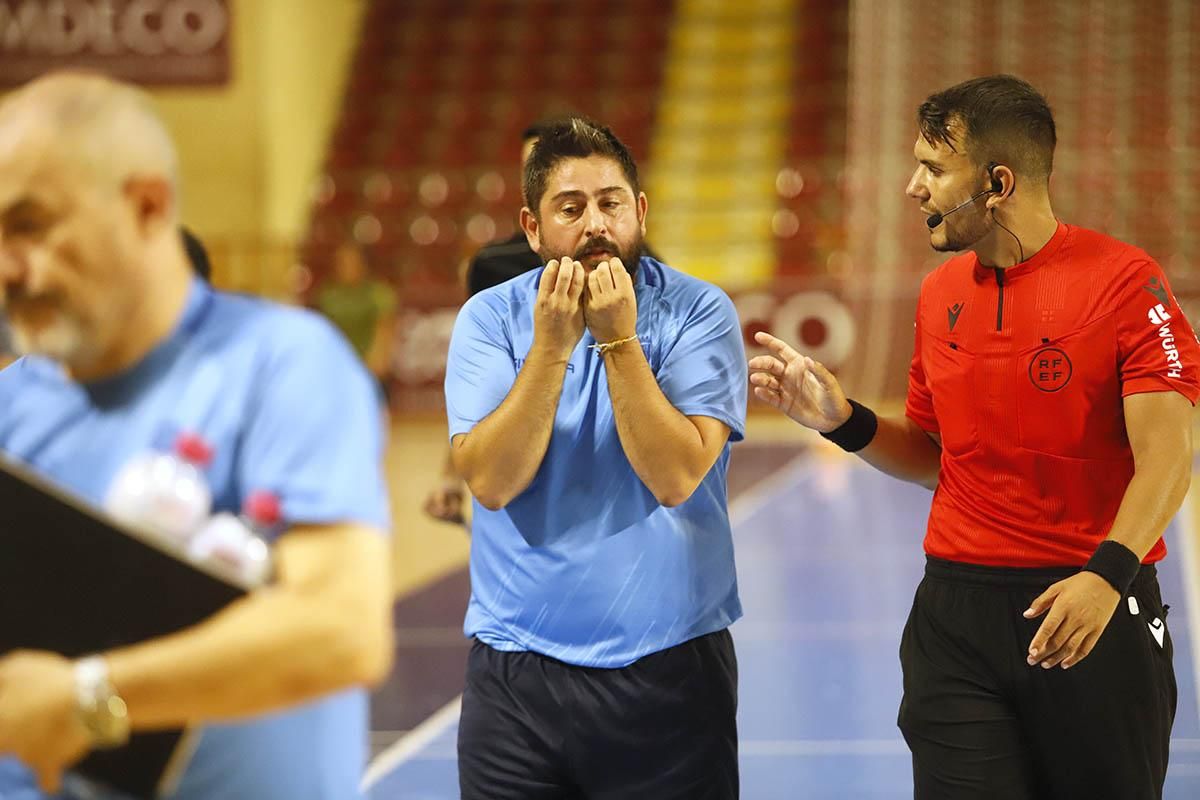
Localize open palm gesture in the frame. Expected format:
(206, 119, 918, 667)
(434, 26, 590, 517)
(748, 332, 851, 433)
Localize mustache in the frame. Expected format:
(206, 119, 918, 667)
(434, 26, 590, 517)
(574, 237, 621, 260)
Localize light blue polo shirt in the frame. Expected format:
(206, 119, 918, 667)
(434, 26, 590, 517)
(445, 257, 747, 668)
(0, 280, 389, 800)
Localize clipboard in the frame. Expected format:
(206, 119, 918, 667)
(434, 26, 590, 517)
(0, 453, 254, 799)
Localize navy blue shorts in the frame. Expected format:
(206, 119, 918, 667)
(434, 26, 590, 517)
(457, 629, 739, 799)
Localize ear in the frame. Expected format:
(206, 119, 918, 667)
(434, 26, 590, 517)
(122, 176, 173, 237)
(636, 191, 648, 235)
(519, 206, 541, 253)
(986, 164, 1016, 209)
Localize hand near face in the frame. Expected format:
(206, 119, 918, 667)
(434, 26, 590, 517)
(583, 258, 638, 345)
(532, 259, 586, 359)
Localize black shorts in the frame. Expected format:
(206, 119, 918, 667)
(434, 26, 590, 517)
(898, 556, 1177, 800)
(457, 629, 739, 800)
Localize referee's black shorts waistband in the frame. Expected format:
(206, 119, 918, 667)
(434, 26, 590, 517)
(924, 554, 1158, 589)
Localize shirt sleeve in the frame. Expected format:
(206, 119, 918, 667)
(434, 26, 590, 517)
(237, 312, 390, 534)
(1115, 259, 1200, 404)
(655, 287, 748, 441)
(445, 293, 517, 440)
(905, 293, 939, 432)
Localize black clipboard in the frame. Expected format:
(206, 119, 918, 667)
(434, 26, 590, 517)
(0, 453, 253, 799)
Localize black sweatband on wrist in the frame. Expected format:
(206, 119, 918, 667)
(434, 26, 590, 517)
(820, 399, 878, 453)
(1082, 540, 1141, 596)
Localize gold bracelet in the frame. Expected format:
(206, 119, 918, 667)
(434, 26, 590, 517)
(589, 334, 640, 355)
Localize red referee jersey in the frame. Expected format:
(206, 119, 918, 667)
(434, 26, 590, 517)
(906, 222, 1200, 567)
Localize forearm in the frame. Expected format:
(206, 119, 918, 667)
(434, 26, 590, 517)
(1105, 450, 1191, 559)
(604, 344, 708, 506)
(454, 345, 570, 509)
(854, 413, 942, 490)
(106, 527, 393, 729)
(106, 587, 391, 730)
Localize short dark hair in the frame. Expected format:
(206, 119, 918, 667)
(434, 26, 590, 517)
(521, 116, 568, 143)
(522, 116, 640, 214)
(917, 74, 1056, 182)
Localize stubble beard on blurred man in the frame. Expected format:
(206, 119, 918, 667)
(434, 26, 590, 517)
(5, 295, 90, 365)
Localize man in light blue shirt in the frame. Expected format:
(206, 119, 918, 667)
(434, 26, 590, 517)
(0, 72, 393, 800)
(446, 117, 747, 799)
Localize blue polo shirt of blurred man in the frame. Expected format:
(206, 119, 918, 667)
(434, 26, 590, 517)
(0, 72, 393, 800)
(446, 117, 747, 799)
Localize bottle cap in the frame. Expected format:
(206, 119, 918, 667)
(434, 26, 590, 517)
(174, 433, 214, 467)
(243, 490, 282, 527)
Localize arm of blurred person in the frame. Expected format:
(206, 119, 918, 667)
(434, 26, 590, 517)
(0, 316, 395, 792)
(0, 525, 392, 791)
(107, 520, 392, 723)
(587, 259, 747, 507)
(448, 260, 584, 510)
(423, 443, 466, 524)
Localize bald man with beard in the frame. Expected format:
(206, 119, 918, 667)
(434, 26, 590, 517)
(0, 73, 394, 799)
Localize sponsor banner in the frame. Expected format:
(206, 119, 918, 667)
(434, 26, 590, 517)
(383, 282, 860, 414)
(0, 0, 231, 87)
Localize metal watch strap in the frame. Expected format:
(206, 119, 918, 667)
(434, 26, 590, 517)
(74, 655, 130, 749)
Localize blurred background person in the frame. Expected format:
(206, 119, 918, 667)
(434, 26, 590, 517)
(316, 242, 398, 401)
(0, 71, 393, 800)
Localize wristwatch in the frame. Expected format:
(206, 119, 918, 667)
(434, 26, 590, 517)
(74, 656, 131, 749)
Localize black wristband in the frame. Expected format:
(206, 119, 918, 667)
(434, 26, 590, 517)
(820, 399, 878, 453)
(1082, 540, 1141, 596)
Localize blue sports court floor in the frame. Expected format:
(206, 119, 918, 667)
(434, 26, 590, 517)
(365, 446, 1200, 799)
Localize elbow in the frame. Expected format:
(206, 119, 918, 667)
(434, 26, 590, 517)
(353, 634, 394, 688)
(654, 477, 702, 508)
(470, 482, 512, 511)
(326, 613, 395, 689)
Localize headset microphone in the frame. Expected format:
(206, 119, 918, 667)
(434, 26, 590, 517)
(925, 187, 993, 229)
(925, 163, 1003, 229)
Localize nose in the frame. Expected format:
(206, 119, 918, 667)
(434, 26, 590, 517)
(582, 202, 608, 240)
(905, 169, 928, 202)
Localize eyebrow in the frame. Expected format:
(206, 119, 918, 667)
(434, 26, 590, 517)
(917, 158, 943, 170)
(549, 186, 630, 204)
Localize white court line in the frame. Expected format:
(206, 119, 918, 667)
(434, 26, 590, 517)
(361, 696, 461, 790)
(1177, 486, 1200, 728)
(360, 450, 815, 789)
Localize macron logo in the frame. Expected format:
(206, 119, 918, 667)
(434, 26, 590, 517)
(1149, 304, 1172, 326)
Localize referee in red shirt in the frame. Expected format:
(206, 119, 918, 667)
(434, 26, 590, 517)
(751, 74, 1199, 799)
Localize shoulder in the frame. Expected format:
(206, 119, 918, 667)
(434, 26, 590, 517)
(919, 252, 977, 299)
(468, 232, 542, 292)
(202, 292, 363, 369)
(643, 258, 735, 315)
(1055, 226, 1165, 307)
(457, 268, 541, 330)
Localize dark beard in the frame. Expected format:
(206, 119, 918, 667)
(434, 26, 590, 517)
(542, 235, 643, 275)
(932, 210, 991, 252)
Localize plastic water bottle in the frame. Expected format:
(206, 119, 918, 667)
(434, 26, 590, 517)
(105, 433, 214, 545)
(187, 490, 279, 585)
